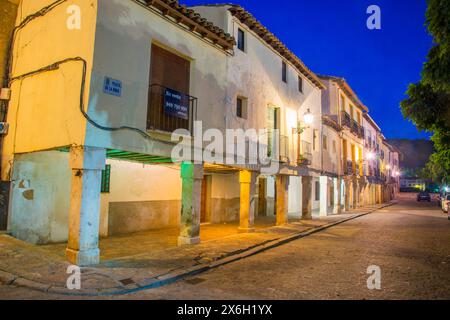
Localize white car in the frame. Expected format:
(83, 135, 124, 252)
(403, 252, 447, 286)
(441, 194, 450, 216)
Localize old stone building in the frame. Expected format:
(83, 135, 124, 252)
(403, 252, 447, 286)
(0, 0, 399, 266)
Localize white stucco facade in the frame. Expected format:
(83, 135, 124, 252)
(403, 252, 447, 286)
(1, 0, 399, 265)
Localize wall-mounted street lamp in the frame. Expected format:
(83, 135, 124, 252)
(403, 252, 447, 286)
(394, 171, 400, 177)
(303, 109, 314, 126)
(366, 151, 376, 160)
(386, 165, 391, 170)
(292, 109, 314, 134)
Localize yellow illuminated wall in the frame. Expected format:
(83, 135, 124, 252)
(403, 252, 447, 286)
(1, 0, 98, 180)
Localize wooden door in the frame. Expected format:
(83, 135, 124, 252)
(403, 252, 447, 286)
(258, 177, 267, 217)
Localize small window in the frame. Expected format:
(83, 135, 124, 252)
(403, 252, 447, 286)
(298, 76, 303, 93)
(313, 129, 319, 151)
(236, 96, 248, 119)
(322, 135, 328, 150)
(315, 181, 320, 201)
(340, 95, 345, 111)
(282, 61, 287, 83)
(101, 164, 111, 193)
(237, 28, 245, 52)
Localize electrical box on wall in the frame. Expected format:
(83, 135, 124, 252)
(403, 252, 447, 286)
(0, 122, 9, 135)
(0, 88, 11, 101)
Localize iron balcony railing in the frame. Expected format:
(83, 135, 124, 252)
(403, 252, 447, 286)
(351, 120, 359, 135)
(341, 111, 352, 129)
(147, 84, 198, 135)
(346, 160, 353, 175)
(298, 140, 312, 166)
(359, 126, 365, 139)
(279, 135, 290, 163)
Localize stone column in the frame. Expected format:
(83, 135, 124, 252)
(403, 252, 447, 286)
(239, 170, 256, 233)
(319, 176, 329, 217)
(344, 180, 351, 211)
(66, 146, 106, 266)
(178, 162, 203, 246)
(352, 177, 358, 209)
(276, 175, 289, 225)
(302, 176, 313, 220)
(371, 185, 375, 204)
(377, 185, 382, 204)
(359, 181, 365, 207)
(257, 177, 267, 217)
(333, 177, 342, 214)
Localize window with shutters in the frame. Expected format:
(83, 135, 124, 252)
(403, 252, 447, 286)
(315, 181, 320, 201)
(313, 129, 319, 151)
(236, 96, 248, 119)
(147, 44, 196, 133)
(298, 76, 303, 93)
(267, 106, 280, 158)
(237, 28, 245, 52)
(282, 61, 287, 83)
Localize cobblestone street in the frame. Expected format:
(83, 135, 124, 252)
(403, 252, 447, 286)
(1, 194, 449, 300)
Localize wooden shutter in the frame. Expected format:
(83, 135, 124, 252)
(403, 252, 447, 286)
(147, 45, 191, 132)
(150, 44, 190, 93)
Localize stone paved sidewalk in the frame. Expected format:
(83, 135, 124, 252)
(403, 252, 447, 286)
(0, 203, 395, 296)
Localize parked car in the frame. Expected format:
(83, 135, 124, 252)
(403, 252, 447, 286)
(441, 194, 450, 214)
(417, 191, 431, 202)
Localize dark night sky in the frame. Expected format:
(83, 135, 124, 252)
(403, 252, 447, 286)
(183, 0, 434, 139)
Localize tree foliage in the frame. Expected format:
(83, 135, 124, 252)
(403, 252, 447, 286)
(400, 0, 450, 184)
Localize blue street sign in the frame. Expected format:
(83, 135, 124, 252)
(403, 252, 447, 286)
(103, 77, 122, 97)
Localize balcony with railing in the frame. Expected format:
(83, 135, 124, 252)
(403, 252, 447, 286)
(359, 126, 365, 139)
(341, 111, 351, 129)
(147, 84, 198, 135)
(351, 120, 359, 135)
(345, 160, 354, 175)
(279, 135, 290, 163)
(298, 140, 312, 166)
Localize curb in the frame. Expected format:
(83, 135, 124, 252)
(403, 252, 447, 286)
(0, 202, 397, 297)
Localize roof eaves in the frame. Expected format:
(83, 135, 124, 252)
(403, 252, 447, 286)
(363, 113, 382, 132)
(142, 0, 236, 51)
(318, 74, 369, 113)
(228, 5, 325, 90)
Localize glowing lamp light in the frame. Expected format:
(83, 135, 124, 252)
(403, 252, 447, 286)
(366, 152, 376, 160)
(303, 109, 314, 125)
(386, 165, 391, 170)
(394, 171, 400, 177)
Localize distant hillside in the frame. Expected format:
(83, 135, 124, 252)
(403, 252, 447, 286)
(388, 139, 434, 169)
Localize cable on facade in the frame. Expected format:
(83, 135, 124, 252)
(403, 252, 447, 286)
(2, 0, 68, 125)
(9, 57, 165, 141)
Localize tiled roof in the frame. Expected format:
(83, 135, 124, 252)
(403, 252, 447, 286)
(363, 113, 382, 132)
(318, 74, 369, 112)
(143, 0, 235, 50)
(228, 5, 325, 89)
